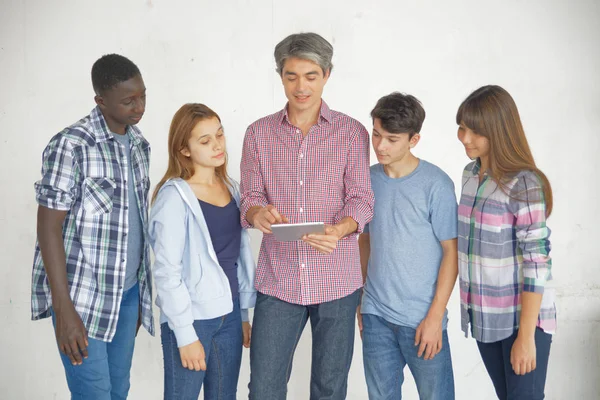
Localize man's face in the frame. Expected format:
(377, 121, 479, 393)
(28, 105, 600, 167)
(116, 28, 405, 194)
(372, 118, 419, 166)
(281, 57, 329, 114)
(95, 74, 146, 133)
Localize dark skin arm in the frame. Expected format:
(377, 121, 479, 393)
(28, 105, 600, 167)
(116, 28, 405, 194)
(37, 205, 88, 365)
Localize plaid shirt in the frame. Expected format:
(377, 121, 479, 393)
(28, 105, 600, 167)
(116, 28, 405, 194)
(31, 107, 155, 342)
(240, 101, 374, 305)
(458, 160, 556, 343)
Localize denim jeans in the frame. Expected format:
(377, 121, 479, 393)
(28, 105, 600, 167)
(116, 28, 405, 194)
(51, 283, 140, 400)
(248, 290, 361, 400)
(161, 298, 242, 400)
(362, 313, 455, 400)
(476, 328, 552, 400)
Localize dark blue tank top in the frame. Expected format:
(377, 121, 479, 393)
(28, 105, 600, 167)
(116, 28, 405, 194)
(198, 197, 241, 300)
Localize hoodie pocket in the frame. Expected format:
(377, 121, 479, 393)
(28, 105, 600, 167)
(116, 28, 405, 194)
(193, 255, 227, 303)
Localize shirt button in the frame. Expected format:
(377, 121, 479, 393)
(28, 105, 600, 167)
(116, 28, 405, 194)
(124, 206, 129, 210)
(299, 181, 303, 186)
(299, 153, 304, 159)
(296, 129, 301, 134)
(299, 207, 303, 213)
(301, 263, 305, 269)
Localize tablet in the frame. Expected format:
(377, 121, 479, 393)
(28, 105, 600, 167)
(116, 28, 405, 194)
(271, 222, 325, 242)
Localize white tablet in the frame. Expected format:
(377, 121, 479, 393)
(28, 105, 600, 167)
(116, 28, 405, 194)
(271, 222, 325, 242)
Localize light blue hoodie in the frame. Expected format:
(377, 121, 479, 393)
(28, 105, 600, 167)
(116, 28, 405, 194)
(149, 178, 256, 347)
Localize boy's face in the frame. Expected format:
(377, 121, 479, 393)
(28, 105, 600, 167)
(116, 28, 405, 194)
(372, 118, 420, 166)
(95, 74, 146, 134)
(281, 57, 329, 115)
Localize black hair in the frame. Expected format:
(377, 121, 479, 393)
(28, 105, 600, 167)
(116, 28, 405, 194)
(91, 54, 141, 95)
(371, 92, 426, 138)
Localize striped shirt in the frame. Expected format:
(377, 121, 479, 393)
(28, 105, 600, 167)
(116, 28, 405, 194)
(240, 101, 374, 305)
(458, 160, 556, 343)
(31, 107, 155, 342)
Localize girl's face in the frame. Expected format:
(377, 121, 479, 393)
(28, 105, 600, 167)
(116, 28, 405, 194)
(181, 117, 226, 169)
(457, 122, 490, 161)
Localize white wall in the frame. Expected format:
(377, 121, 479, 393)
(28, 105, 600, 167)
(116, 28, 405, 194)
(1, 0, 599, 398)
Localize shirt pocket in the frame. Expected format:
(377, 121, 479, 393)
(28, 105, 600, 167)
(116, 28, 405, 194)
(82, 177, 116, 215)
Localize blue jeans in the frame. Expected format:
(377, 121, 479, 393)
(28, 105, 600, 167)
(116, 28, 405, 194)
(248, 290, 361, 400)
(476, 328, 552, 400)
(362, 313, 455, 400)
(161, 299, 242, 400)
(51, 283, 140, 400)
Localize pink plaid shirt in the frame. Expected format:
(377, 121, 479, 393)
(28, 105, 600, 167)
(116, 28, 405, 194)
(240, 101, 374, 305)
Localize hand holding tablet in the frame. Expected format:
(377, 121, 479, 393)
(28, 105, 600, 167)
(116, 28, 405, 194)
(271, 222, 326, 242)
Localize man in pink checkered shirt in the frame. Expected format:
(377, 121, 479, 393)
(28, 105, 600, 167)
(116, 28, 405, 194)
(240, 32, 374, 400)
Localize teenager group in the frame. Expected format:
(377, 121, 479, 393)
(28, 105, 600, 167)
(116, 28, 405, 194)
(31, 32, 556, 400)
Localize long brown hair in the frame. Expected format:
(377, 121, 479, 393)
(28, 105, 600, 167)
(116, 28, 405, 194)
(456, 85, 553, 216)
(152, 103, 231, 203)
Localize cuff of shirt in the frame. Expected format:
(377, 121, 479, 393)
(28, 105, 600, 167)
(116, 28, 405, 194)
(173, 324, 199, 348)
(36, 189, 73, 211)
(241, 309, 249, 322)
(336, 206, 370, 234)
(523, 278, 546, 294)
(240, 199, 268, 229)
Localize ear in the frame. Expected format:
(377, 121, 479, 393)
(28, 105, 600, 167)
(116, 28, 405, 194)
(180, 147, 191, 158)
(409, 133, 421, 148)
(94, 95, 104, 108)
(323, 68, 331, 82)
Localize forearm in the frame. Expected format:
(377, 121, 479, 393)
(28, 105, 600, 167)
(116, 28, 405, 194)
(518, 291, 543, 338)
(334, 216, 358, 238)
(358, 234, 370, 284)
(37, 206, 73, 311)
(427, 240, 458, 319)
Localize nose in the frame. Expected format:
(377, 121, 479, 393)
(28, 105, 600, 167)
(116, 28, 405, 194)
(297, 78, 307, 93)
(133, 98, 145, 114)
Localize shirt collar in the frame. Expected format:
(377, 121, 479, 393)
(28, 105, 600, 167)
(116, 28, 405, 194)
(278, 99, 332, 127)
(89, 106, 144, 145)
(470, 158, 491, 177)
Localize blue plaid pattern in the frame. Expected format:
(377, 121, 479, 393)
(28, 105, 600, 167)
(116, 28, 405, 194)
(31, 107, 154, 342)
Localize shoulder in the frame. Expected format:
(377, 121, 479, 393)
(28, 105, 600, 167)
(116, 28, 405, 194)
(369, 163, 383, 177)
(61, 111, 106, 147)
(329, 109, 368, 137)
(508, 170, 544, 194)
(153, 181, 186, 209)
(463, 160, 477, 175)
(419, 160, 455, 190)
(247, 110, 285, 134)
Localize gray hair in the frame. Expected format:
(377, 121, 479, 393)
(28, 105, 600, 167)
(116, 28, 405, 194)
(274, 32, 334, 76)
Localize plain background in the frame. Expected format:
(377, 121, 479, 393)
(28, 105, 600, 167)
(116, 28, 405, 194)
(1, 0, 599, 398)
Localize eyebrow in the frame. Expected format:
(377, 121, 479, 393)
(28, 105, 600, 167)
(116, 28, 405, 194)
(373, 128, 402, 138)
(120, 88, 146, 101)
(197, 125, 224, 140)
(283, 71, 320, 77)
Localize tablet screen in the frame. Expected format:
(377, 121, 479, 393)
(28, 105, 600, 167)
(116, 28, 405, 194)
(271, 222, 325, 242)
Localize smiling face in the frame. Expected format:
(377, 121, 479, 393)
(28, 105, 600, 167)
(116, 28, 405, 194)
(281, 57, 329, 115)
(180, 116, 226, 169)
(95, 74, 146, 134)
(457, 122, 490, 161)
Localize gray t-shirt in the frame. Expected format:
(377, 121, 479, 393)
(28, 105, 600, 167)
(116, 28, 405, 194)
(362, 160, 458, 330)
(112, 132, 143, 290)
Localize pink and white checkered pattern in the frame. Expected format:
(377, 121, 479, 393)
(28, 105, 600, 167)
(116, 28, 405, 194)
(240, 101, 374, 305)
